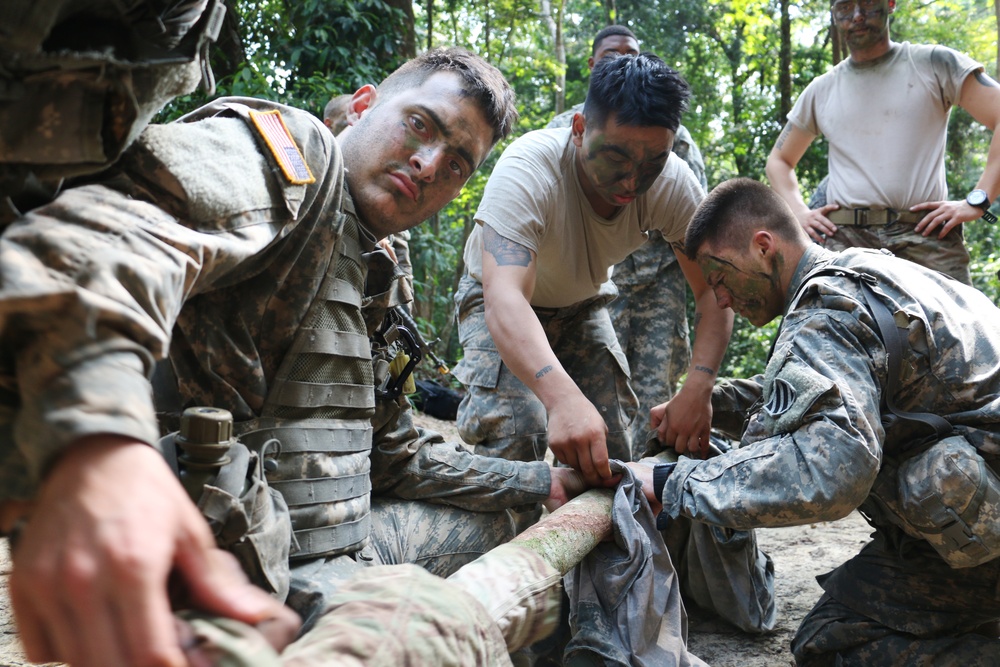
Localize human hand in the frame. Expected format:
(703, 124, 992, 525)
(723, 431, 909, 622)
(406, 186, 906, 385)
(797, 204, 839, 243)
(542, 466, 587, 512)
(9, 435, 297, 667)
(624, 461, 663, 516)
(651, 384, 712, 458)
(376, 236, 399, 262)
(546, 393, 611, 486)
(911, 199, 979, 238)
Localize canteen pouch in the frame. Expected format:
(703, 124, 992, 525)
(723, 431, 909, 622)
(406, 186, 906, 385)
(893, 433, 1000, 568)
(161, 432, 294, 601)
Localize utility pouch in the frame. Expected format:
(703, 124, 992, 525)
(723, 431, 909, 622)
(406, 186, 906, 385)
(160, 407, 293, 601)
(892, 433, 1000, 568)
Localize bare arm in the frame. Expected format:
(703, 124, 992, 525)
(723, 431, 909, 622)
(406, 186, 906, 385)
(651, 249, 734, 457)
(765, 123, 838, 242)
(480, 225, 612, 484)
(10, 436, 297, 667)
(912, 70, 1000, 237)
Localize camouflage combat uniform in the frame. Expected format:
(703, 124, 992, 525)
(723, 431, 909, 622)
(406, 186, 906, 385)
(0, 97, 552, 655)
(453, 275, 636, 465)
(659, 244, 1000, 664)
(606, 125, 707, 453)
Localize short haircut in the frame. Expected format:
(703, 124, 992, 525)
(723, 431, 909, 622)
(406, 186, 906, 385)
(323, 94, 352, 134)
(685, 178, 806, 259)
(375, 47, 518, 147)
(582, 52, 690, 132)
(592, 25, 638, 55)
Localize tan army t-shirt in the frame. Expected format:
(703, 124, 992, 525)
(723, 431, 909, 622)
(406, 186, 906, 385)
(463, 128, 702, 309)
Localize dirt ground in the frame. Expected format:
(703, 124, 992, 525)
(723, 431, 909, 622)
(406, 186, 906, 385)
(0, 411, 874, 667)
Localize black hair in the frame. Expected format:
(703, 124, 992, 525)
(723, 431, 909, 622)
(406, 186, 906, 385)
(591, 25, 638, 55)
(582, 52, 690, 132)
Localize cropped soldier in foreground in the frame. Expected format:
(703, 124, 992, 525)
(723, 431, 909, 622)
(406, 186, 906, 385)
(0, 46, 586, 667)
(633, 178, 1000, 665)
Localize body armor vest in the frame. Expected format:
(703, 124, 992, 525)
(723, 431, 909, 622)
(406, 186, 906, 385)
(236, 212, 376, 560)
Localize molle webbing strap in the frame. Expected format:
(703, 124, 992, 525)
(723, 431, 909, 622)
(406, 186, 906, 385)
(788, 264, 953, 448)
(294, 513, 372, 558)
(236, 419, 372, 453)
(856, 279, 953, 445)
(270, 472, 370, 505)
(250, 212, 376, 559)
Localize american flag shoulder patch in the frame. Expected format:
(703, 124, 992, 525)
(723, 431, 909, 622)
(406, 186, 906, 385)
(249, 110, 316, 185)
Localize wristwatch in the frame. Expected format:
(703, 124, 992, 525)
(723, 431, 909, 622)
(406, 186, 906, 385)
(966, 189, 998, 224)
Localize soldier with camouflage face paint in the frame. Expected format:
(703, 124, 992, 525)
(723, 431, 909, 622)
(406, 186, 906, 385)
(454, 52, 732, 487)
(546, 25, 709, 453)
(766, 0, 1000, 286)
(632, 177, 1000, 665)
(0, 48, 587, 667)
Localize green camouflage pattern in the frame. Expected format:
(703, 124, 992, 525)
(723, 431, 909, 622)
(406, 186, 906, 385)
(453, 276, 637, 465)
(176, 612, 282, 667)
(447, 542, 563, 652)
(821, 221, 972, 285)
(174, 564, 518, 667)
(284, 496, 518, 633)
(663, 245, 1000, 663)
(282, 564, 514, 667)
(609, 243, 690, 455)
(0, 0, 221, 224)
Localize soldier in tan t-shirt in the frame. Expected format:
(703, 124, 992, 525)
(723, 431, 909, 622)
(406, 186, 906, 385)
(454, 52, 733, 485)
(765, 0, 1000, 285)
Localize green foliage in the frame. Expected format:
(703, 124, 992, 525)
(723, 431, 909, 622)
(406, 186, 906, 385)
(157, 0, 1000, 376)
(161, 0, 408, 121)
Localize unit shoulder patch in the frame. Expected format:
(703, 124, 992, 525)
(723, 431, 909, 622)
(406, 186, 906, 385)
(249, 110, 316, 185)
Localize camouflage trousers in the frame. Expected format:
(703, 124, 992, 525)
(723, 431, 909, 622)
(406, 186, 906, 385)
(285, 495, 515, 633)
(792, 531, 1000, 666)
(452, 275, 637, 465)
(821, 221, 971, 285)
(180, 563, 517, 667)
(177, 533, 564, 667)
(609, 254, 690, 456)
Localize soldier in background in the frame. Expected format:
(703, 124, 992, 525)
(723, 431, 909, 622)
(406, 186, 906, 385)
(765, 0, 1000, 285)
(321, 94, 352, 134)
(547, 25, 708, 452)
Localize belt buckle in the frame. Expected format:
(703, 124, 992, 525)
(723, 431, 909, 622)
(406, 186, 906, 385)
(853, 208, 870, 226)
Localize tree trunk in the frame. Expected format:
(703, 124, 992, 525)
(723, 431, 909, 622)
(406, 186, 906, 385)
(541, 0, 566, 114)
(995, 0, 999, 75)
(385, 0, 416, 58)
(426, 0, 434, 51)
(603, 0, 615, 24)
(831, 16, 844, 65)
(779, 0, 791, 120)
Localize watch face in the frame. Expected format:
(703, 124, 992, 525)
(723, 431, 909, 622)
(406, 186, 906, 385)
(968, 189, 990, 208)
